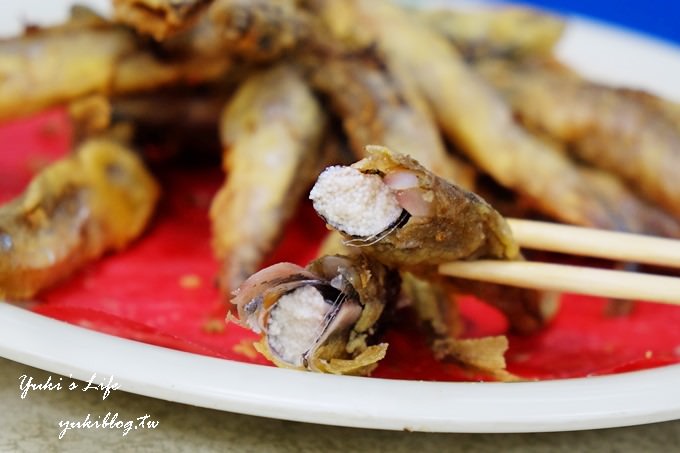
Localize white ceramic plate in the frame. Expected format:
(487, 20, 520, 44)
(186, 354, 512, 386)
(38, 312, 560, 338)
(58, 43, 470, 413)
(2, 1, 680, 433)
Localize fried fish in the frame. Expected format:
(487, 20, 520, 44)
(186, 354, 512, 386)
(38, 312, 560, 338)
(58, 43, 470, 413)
(309, 55, 475, 189)
(0, 17, 230, 121)
(230, 254, 399, 374)
(0, 138, 159, 300)
(350, 0, 680, 235)
(210, 65, 326, 293)
(478, 58, 680, 223)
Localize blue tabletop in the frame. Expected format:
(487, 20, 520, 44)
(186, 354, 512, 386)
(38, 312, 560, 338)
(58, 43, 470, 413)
(518, 0, 680, 45)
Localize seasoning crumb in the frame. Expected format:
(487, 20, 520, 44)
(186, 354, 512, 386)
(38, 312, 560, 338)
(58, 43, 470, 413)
(645, 350, 653, 359)
(202, 318, 225, 334)
(179, 274, 202, 289)
(233, 339, 259, 359)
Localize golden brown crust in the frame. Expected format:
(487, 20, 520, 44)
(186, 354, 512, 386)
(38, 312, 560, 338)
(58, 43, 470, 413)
(318, 147, 556, 335)
(432, 336, 518, 382)
(347, 146, 519, 269)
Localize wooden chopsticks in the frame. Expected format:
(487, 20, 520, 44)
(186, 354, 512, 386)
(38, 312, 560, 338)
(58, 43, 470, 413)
(507, 219, 680, 268)
(438, 219, 680, 305)
(439, 261, 680, 304)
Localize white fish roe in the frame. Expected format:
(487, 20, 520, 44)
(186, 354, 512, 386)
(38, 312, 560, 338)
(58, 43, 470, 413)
(309, 166, 402, 237)
(267, 286, 331, 366)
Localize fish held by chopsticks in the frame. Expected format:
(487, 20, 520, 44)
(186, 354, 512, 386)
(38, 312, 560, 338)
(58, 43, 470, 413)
(310, 145, 519, 269)
(310, 146, 557, 334)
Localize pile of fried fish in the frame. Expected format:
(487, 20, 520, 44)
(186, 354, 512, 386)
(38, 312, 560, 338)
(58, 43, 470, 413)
(2, 0, 680, 379)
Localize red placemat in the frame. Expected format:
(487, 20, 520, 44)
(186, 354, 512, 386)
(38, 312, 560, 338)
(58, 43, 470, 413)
(3, 110, 680, 381)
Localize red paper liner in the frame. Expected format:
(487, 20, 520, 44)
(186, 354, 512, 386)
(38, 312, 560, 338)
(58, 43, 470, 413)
(3, 110, 680, 381)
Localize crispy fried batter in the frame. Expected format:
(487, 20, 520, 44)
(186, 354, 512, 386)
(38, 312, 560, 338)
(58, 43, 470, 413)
(0, 139, 159, 300)
(432, 336, 516, 381)
(316, 235, 516, 377)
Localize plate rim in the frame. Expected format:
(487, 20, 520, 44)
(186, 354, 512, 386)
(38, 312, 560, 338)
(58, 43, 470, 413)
(2, 303, 680, 433)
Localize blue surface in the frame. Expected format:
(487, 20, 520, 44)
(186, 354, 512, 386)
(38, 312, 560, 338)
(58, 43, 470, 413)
(517, 0, 680, 45)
